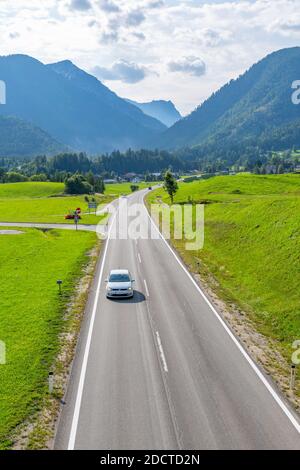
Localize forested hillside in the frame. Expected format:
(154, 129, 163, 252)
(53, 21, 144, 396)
(158, 47, 300, 152)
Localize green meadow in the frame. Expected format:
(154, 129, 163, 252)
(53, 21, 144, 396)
(0, 182, 64, 199)
(0, 181, 155, 225)
(0, 182, 112, 225)
(0, 180, 155, 447)
(104, 181, 155, 197)
(0, 227, 97, 448)
(147, 173, 300, 358)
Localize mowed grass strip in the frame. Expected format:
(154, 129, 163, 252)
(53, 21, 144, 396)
(0, 227, 97, 448)
(147, 173, 300, 358)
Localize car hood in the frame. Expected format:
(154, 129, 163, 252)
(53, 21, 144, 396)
(107, 282, 132, 289)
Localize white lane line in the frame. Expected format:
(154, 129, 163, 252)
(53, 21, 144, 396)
(144, 201, 300, 435)
(144, 279, 150, 297)
(68, 212, 117, 450)
(156, 331, 169, 373)
(138, 253, 142, 264)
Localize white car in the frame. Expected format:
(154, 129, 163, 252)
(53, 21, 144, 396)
(106, 269, 135, 299)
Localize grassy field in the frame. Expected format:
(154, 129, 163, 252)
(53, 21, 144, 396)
(0, 182, 155, 225)
(0, 195, 109, 225)
(0, 182, 64, 199)
(0, 227, 97, 448)
(104, 182, 155, 196)
(147, 173, 300, 360)
(0, 182, 113, 225)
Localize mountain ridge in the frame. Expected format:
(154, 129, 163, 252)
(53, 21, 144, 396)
(0, 54, 166, 154)
(157, 47, 300, 152)
(0, 114, 66, 157)
(126, 98, 182, 127)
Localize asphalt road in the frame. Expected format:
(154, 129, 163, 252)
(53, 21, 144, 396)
(55, 190, 300, 450)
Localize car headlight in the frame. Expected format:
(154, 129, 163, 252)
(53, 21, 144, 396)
(107, 286, 112, 291)
(128, 287, 132, 291)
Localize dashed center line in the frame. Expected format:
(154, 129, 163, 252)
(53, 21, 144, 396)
(156, 331, 168, 373)
(138, 253, 142, 264)
(144, 279, 150, 297)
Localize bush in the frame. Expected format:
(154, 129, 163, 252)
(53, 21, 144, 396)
(64, 175, 92, 195)
(5, 172, 28, 183)
(30, 174, 48, 182)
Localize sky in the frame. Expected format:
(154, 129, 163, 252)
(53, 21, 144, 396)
(0, 0, 300, 115)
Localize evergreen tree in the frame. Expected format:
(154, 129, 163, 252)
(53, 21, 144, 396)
(163, 171, 178, 204)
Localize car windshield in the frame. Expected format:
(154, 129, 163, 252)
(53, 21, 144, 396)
(109, 274, 130, 282)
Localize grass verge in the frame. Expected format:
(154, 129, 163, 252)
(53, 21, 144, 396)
(146, 173, 300, 405)
(0, 227, 98, 448)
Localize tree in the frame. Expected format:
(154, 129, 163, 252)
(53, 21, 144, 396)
(0, 168, 5, 183)
(130, 184, 139, 192)
(86, 170, 95, 187)
(163, 171, 178, 203)
(30, 173, 47, 182)
(277, 164, 284, 174)
(5, 172, 28, 183)
(64, 175, 92, 195)
(94, 177, 105, 194)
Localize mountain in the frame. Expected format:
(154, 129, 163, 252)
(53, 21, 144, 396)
(126, 99, 181, 127)
(0, 115, 65, 157)
(0, 55, 166, 155)
(158, 47, 300, 152)
(48, 60, 165, 134)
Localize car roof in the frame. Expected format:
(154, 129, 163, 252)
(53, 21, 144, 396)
(110, 269, 129, 275)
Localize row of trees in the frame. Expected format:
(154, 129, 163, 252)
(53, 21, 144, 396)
(1, 144, 300, 185)
(10, 149, 193, 181)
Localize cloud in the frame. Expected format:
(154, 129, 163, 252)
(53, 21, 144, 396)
(2, 0, 300, 114)
(49, 4, 66, 22)
(132, 32, 146, 41)
(93, 59, 151, 83)
(69, 0, 92, 11)
(199, 28, 224, 47)
(274, 21, 300, 33)
(87, 19, 97, 27)
(168, 56, 206, 77)
(9, 31, 20, 39)
(100, 30, 119, 43)
(146, 0, 164, 8)
(98, 0, 120, 13)
(126, 10, 146, 27)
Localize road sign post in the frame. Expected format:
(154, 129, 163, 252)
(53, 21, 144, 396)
(74, 209, 81, 231)
(57, 279, 63, 294)
(48, 372, 54, 394)
(88, 202, 97, 215)
(290, 364, 296, 391)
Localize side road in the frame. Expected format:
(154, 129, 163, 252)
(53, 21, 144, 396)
(0, 222, 97, 232)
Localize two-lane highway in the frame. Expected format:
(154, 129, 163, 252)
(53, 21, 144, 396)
(55, 190, 300, 450)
